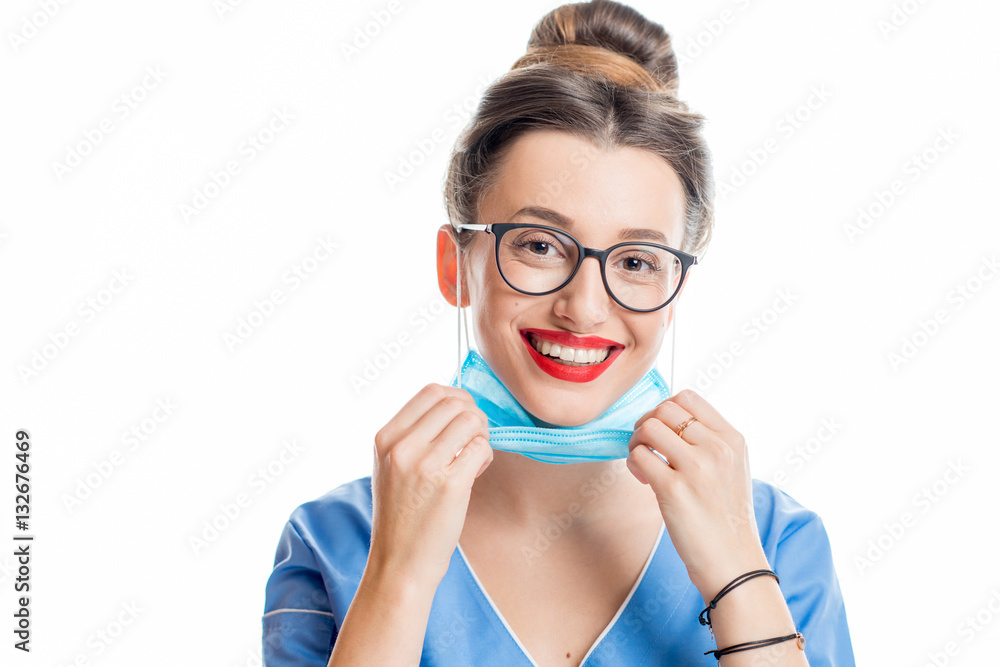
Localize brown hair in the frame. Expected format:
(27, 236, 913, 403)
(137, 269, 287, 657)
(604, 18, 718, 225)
(443, 0, 714, 259)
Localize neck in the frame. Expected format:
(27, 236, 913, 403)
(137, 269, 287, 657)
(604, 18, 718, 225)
(468, 449, 659, 533)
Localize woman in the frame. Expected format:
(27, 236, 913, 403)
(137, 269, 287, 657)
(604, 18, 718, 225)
(262, 1, 855, 665)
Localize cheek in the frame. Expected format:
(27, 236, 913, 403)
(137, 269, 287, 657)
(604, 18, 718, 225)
(627, 314, 668, 348)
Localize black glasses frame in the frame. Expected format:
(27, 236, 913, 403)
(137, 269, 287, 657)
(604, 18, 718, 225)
(456, 222, 698, 313)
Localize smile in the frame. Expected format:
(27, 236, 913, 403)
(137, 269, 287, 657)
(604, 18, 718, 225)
(519, 329, 624, 383)
(527, 334, 610, 365)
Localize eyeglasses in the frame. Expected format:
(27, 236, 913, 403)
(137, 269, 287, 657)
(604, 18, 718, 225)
(455, 222, 698, 313)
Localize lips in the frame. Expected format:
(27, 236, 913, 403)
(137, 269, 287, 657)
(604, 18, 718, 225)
(519, 328, 624, 383)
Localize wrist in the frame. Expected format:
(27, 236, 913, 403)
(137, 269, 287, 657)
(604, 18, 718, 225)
(363, 549, 444, 601)
(690, 548, 772, 605)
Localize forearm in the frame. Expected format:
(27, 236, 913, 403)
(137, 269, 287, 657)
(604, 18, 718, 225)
(327, 560, 438, 667)
(696, 552, 809, 667)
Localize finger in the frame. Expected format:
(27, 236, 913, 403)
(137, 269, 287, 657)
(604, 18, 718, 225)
(425, 409, 490, 470)
(668, 389, 737, 437)
(627, 441, 677, 489)
(393, 395, 486, 461)
(634, 400, 713, 447)
(376, 385, 477, 454)
(447, 435, 493, 482)
(628, 418, 695, 470)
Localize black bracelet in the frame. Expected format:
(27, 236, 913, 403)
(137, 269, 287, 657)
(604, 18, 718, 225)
(705, 631, 805, 659)
(698, 569, 779, 628)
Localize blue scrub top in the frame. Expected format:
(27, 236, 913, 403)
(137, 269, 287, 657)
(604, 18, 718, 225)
(262, 476, 856, 666)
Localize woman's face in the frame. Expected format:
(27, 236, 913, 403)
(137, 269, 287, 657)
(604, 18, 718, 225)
(446, 128, 689, 427)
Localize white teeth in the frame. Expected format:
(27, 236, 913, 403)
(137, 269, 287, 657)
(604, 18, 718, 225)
(528, 334, 612, 366)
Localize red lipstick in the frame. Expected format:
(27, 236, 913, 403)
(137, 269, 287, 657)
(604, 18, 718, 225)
(519, 328, 624, 383)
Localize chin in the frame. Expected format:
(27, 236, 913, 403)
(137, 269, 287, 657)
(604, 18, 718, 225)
(520, 387, 613, 427)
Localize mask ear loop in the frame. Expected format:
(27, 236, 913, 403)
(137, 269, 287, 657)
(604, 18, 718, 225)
(456, 235, 462, 389)
(455, 233, 470, 389)
(669, 301, 677, 396)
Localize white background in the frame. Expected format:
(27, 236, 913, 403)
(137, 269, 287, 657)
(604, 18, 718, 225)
(2, 0, 998, 665)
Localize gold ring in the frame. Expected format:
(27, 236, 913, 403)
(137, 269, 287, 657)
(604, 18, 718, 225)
(675, 417, 699, 440)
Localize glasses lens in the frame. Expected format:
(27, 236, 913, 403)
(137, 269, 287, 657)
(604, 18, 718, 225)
(497, 226, 579, 293)
(605, 244, 683, 310)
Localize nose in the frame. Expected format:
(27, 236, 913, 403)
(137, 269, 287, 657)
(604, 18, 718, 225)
(552, 255, 610, 329)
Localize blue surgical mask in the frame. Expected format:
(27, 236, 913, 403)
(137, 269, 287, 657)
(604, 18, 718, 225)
(448, 348, 671, 464)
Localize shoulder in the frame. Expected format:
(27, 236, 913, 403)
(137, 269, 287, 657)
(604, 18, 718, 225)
(282, 475, 374, 566)
(291, 475, 373, 525)
(749, 478, 842, 602)
(750, 478, 827, 552)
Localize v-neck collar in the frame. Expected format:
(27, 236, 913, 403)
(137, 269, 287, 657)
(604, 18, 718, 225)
(455, 522, 667, 667)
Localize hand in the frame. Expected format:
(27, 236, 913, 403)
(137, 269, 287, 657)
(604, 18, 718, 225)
(625, 389, 770, 603)
(368, 384, 494, 590)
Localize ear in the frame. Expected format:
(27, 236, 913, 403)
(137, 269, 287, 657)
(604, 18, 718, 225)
(437, 224, 470, 308)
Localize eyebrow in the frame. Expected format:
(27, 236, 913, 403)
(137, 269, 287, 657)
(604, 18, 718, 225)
(509, 205, 670, 245)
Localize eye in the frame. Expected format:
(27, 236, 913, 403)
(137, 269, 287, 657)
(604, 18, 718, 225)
(512, 233, 565, 257)
(618, 252, 660, 272)
(525, 239, 554, 256)
(623, 257, 644, 271)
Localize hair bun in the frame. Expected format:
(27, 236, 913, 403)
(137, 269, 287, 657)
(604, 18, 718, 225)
(514, 0, 679, 95)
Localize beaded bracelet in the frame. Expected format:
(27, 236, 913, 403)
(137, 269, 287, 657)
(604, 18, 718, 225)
(705, 632, 805, 659)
